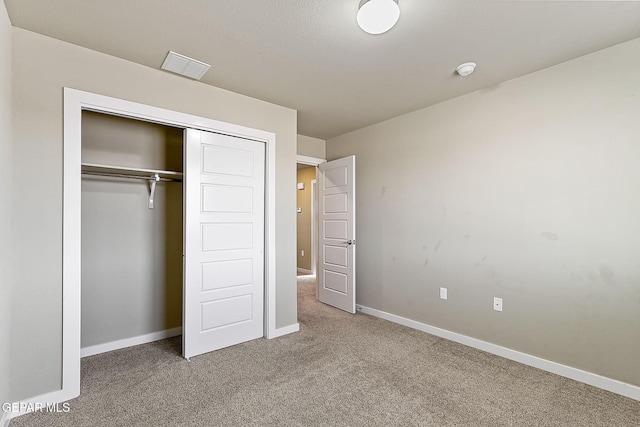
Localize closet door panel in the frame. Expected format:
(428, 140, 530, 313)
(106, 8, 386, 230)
(201, 223, 253, 251)
(201, 259, 253, 291)
(184, 129, 265, 359)
(202, 184, 253, 213)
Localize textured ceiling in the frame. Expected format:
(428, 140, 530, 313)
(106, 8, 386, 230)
(5, 0, 640, 139)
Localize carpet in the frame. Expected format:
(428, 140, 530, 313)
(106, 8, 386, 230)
(9, 275, 640, 426)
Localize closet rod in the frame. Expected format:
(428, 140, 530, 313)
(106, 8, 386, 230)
(81, 171, 182, 182)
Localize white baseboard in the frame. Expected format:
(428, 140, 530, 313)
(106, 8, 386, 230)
(356, 304, 640, 402)
(81, 327, 182, 358)
(269, 323, 300, 339)
(297, 268, 313, 275)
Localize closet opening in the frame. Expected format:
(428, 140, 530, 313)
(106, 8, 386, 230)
(80, 111, 184, 358)
(63, 88, 279, 403)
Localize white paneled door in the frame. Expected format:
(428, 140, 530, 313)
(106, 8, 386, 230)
(183, 129, 265, 359)
(318, 156, 356, 313)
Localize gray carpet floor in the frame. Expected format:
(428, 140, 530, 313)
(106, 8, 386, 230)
(10, 275, 640, 426)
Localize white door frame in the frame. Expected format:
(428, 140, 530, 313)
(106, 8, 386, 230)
(296, 155, 325, 278)
(61, 88, 278, 402)
(311, 179, 317, 275)
(296, 155, 325, 167)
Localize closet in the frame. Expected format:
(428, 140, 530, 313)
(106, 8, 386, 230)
(79, 110, 266, 360)
(81, 111, 184, 356)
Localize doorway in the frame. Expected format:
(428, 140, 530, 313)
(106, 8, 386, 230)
(80, 111, 184, 358)
(296, 164, 316, 276)
(296, 155, 325, 279)
(295, 154, 357, 313)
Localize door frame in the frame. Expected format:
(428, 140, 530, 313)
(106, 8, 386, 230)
(311, 179, 317, 275)
(62, 88, 278, 401)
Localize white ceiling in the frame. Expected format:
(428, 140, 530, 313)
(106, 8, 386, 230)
(5, 1, 640, 139)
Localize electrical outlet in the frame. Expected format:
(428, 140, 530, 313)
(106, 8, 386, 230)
(440, 287, 447, 300)
(494, 297, 503, 312)
(301, 250, 304, 257)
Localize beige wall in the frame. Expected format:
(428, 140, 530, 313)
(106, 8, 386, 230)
(11, 28, 298, 401)
(296, 166, 316, 272)
(297, 134, 326, 159)
(327, 37, 640, 387)
(0, 1, 12, 415)
(81, 112, 183, 348)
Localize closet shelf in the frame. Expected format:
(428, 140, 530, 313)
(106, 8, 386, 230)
(81, 162, 183, 182)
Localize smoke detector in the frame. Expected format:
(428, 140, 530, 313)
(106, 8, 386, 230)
(456, 62, 476, 77)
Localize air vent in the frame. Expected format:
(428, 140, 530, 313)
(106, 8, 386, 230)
(161, 51, 211, 80)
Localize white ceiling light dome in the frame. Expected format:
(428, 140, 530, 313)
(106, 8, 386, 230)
(357, 0, 400, 35)
(456, 62, 477, 77)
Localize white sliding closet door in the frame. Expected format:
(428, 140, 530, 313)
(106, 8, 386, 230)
(183, 129, 265, 359)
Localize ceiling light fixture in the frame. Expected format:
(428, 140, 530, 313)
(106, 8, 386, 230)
(456, 62, 477, 77)
(357, 0, 400, 35)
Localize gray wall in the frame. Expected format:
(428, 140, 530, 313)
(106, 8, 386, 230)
(11, 28, 297, 401)
(327, 37, 640, 387)
(0, 1, 12, 415)
(81, 112, 183, 348)
(297, 134, 326, 159)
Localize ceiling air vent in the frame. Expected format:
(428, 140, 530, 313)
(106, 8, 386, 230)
(161, 51, 210, 80)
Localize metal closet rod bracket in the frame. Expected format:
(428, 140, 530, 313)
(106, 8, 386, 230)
(148, 174, 160, 209)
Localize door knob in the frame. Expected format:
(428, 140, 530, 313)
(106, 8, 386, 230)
(346, 240, 356, 245)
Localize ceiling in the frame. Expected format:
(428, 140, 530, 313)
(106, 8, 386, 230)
(5, 1, 640, 140)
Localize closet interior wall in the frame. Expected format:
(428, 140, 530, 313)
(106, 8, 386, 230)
(81, 111, 184, 351)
